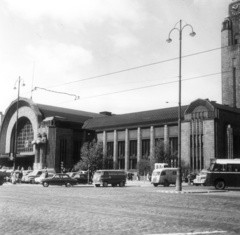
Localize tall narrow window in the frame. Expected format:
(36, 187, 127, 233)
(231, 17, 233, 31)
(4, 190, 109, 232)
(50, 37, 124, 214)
(129, 140, 137, 169)
(142, 139, 150, 159)
(106, 142, 113, 169)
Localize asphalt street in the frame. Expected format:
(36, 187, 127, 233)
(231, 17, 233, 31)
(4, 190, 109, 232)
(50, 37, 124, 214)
(0, 181, 240, 235)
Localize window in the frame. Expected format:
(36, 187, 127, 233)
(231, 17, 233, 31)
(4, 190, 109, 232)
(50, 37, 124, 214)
(107, 142, 113, 158)
(118, 141, 125, 158)
(15, 118, 34, 153)
(234, 34, 239, 45)
(129, 140, 137, 157)
(142, 139, 150, 159)
(129, 140, 137, 169)
(169, 137, 178, 154)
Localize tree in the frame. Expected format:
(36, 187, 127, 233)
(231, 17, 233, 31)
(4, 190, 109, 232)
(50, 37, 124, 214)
(150, 140, 178, 171)
(74, 140, 104, 173)
(137, 159, 151, 176)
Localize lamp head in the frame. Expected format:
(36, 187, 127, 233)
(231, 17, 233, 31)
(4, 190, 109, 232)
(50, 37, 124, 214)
(166, 38, 172, 43)
(22, 82, 25, 87)
(190, 31, 196, 37)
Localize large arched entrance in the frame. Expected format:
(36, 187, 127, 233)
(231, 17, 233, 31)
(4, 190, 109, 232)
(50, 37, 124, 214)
(10, 117, 35, 170)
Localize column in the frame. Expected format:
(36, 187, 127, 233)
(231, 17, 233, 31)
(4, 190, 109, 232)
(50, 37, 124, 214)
(103, 131, 107, 163)
(227, 125, 233, 159)
(150, 126, 155, 160)
(195, 120, 199, 170)
(113, 130, 118, 169)
(125, 129, 129, 171)
(191, 121, 195, 171)
(137, 128, 141, 164)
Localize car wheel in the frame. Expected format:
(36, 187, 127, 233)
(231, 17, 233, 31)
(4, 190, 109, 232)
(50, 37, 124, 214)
(65, 182, 73, 187)
(119, 182, 125, 187)
(214, 179, 226, 190)
(94, 184, 100, 187)
(153, 183, 158, 187)
(43, 182, 49, 187)
(102, 182, 108, 187)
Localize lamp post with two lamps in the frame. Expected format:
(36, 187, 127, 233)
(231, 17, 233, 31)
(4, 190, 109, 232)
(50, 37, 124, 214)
(166, 20, 196, 191)
(13, 77, 25, 171)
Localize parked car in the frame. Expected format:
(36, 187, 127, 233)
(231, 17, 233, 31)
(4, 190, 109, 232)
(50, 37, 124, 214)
(151, 168, 177, 187)
(22, 169, 55, 183)
(185, 172, 198, 184)
(93, 170, 126, 187)
(0, 171, 8, 185)
(34, 172, 55, 184)
(42, 173, 78, 187)
(73, 172, 92, 184)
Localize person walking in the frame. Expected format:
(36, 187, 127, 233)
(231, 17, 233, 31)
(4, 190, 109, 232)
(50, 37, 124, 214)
(11, 171, 17, 184)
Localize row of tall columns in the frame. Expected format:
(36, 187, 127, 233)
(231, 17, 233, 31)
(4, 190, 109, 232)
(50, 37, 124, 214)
(102, 125, 170, 171)
(190, 119, 203, 171)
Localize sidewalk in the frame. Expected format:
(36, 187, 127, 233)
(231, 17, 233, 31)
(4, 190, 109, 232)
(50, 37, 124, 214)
(125, 180, 229, 194)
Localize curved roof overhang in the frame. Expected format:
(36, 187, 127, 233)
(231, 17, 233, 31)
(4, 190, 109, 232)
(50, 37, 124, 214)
(0, 98, 43, 155)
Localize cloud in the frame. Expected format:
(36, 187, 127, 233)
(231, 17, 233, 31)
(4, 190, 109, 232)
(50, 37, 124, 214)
(5, 0, 145, 25)
(110, 33, 140, 50)
(26, 42, 93, 74)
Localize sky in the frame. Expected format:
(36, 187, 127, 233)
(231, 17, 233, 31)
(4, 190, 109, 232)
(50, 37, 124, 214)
(0, 0, 232, 115)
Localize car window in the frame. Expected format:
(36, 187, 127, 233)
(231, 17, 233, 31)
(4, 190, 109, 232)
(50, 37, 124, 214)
(54, 175, 60, 179)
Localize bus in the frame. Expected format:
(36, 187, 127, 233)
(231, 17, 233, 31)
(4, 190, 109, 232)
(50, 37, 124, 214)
(154, 163, 168, 169)
(203, 159, 240, 190)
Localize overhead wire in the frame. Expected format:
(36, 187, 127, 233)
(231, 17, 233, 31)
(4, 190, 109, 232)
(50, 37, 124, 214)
(46, 46, 222, 89)
(30, 44, 235, 104)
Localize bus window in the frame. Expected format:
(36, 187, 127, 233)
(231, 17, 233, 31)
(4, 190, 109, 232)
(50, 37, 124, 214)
(213, 164, 227, 171)
(227, 164, 233, 172)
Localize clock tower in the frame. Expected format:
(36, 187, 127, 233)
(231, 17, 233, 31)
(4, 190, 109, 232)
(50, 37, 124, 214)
(222, 0, 240, 108)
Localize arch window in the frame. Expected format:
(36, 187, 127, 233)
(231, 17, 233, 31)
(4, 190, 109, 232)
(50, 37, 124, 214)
(13, 118, 34, 153)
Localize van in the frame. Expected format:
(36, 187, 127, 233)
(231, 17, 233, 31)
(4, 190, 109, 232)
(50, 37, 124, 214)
(151, 168, 177, 187)
(22, 168, 55, 183)
(93, 170, 126, 187)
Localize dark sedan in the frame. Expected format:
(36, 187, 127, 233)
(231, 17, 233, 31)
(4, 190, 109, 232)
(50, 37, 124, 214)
(42, 173, 77, 187)
(73, 173, 92, 184)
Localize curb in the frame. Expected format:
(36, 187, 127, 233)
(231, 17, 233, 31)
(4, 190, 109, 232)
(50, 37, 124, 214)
(156, 190, 228, 194)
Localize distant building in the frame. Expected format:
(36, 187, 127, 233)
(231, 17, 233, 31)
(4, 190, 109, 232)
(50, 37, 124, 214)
(1, 1, 240, 172)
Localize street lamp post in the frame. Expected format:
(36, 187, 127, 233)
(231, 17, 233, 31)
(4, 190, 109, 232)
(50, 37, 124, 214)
(166, 20, 196, 191)
(13, 77, 25, 170)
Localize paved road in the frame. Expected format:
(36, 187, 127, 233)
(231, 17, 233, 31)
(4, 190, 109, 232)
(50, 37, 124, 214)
(0, 182, 240, 235)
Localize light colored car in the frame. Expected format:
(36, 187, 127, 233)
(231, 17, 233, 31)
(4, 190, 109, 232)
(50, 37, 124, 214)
(35, 172, 54, 184)
(22, 169, 55, 183)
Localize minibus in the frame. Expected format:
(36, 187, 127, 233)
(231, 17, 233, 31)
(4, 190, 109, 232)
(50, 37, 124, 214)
(203, 158, 240, 190)
(151, 168, 177, 187)
(93, 170, 126, 187)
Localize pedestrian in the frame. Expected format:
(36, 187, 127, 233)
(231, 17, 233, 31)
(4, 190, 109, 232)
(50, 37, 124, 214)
(146, 172, 149, 181)
(11, 171, 17, 184)
(148, 173, 151, 182)
(19, 170, 23, 184)
(137, 173, 140, 181)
